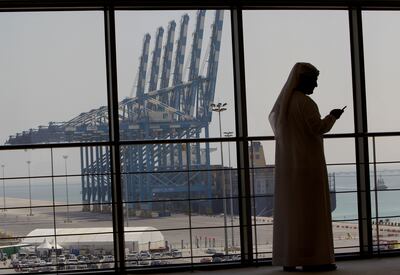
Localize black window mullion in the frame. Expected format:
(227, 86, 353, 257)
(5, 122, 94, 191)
(104, 5, 126, 272)
(349, 6, 373, 257)
(231, 7, 253, 264)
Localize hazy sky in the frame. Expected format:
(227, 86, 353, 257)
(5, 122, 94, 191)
(0, 9, 399, 180)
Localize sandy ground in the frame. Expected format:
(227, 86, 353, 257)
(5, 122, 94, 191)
(0, 197, 399, 272)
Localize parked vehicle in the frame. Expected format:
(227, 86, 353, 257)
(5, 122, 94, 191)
(138, 251, 151, 260)
(200, 257, 212, 263)
(171, 249, 182, 258)
(162, 251, 172, 258)
(151, 252, 162, 259)
(205, 248, 217, 254)
(212, 252, 225, 262)
(66, 258, 78, 270)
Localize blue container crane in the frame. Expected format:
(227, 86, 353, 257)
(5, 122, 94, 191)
(6, 10, 225, 216)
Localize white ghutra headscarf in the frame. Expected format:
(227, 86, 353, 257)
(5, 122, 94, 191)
(268, 62, 319, 137)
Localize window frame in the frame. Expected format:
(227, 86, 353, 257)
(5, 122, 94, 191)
(1, 0, 400, 273)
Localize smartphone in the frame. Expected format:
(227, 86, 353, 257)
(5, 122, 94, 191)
(341, 106, 347, 111)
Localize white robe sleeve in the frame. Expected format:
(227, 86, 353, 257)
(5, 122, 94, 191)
(303, 97, 336, 136)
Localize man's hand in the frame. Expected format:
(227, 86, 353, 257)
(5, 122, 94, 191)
(330, 109, 344, 119)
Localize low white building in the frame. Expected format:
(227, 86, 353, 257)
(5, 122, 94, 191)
(21, 227, 165, 253)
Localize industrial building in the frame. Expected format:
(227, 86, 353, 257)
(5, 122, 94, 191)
(22, 227, 165, 253)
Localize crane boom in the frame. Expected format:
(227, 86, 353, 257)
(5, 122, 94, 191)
(148, 27, 164, 92)
(172, 14, 189, 86)
(135, 33, 151, 99)
(203, 10, 224, 120)
(171, 14, 189, 110)
(159, 21, 176, 90)
(185, 10, 206, 116)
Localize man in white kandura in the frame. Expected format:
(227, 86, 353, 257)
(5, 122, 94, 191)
(269, 62, 344, 272)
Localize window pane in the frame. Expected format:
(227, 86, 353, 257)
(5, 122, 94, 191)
(325, 138, 356, 165)
(371, 189, 400, 253)
(363, 11, 400, 132)
(333, 219, 360, 254)
(0, 149, 52, 179)
(332, 192, 359, 221)
(192, 227, 239, 263)
(370, 146, 400, 253)
(243, 10, 353, 136)
(253, 224, 273, 260)
(115, 10, 235, 141)
(0, 12, 108, 146)
(370, 136, 400, 164)
(124, 229, 190, 268)
(0, 145, 114, 272)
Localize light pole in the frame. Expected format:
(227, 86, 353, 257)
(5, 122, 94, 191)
(1, 164, 6, 212)
(26, 160, 33, 216)
(211, 102, 228, 255)
(63, 155, 71, 223)
(224, 131, 234, 247)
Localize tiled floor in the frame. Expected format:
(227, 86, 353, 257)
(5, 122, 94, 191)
(152, 257, 400, 275)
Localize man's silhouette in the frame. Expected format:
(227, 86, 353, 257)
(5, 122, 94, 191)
(269, 62, 343, 272)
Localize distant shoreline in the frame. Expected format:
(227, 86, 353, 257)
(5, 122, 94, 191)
(0, 197, 63, 208)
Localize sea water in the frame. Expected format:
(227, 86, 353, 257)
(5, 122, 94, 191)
(1, 171, 400, 222)
(1, 181, 83, 204)
(331, 170, 400, 222)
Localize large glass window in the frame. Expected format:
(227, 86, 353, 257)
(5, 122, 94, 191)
(369, 136, 400, 252)
(2, 3, 400, 274)
(113, 10, 239, 268)
(0, 11, 111, 273)
(243, 10, 354, 137)
(0, 146, 113, 273)
(243, 10, 358, 257)
(0, 12, 108, 146)
(363, 11, 400, 253)
(120, 140, 240, 267)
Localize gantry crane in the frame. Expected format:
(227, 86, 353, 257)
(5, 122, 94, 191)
(6, 10, 224, 215)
